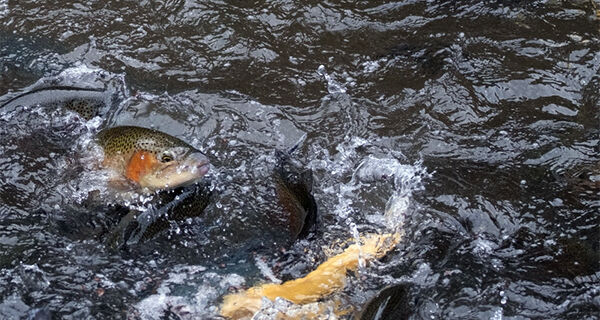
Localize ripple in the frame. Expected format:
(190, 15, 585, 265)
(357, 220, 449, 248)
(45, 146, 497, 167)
(1, 0, 599, 318)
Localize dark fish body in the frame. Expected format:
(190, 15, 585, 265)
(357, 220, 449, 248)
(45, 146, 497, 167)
(106, 150, 317, 251)
(273, 150, 317, 239)
(106, 181, 213, 249)
(357, 284, 414, 320)
(0, 86, 112, 120)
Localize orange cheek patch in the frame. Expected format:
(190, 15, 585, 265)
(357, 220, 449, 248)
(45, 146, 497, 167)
(125, 151, 157, 183)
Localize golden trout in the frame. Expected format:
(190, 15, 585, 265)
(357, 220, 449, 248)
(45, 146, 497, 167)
(96, 126, 210, 191)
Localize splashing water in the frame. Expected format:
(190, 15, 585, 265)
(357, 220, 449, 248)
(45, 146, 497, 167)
(317, 65, 347, 95)
(132, 267, 245, 320)
(1, 1, 598, 318)
(0, 0, 7, 18)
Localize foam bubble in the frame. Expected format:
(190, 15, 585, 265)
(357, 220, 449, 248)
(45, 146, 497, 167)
(132, 269, 244, 319)
(317, 65, 347, 94)
(0, 0, 7, 18)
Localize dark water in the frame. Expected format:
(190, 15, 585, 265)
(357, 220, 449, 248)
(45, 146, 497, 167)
(1, 0, 599, 319)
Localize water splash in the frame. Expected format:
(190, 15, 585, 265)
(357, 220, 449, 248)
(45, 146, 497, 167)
(349, 222, 366, 270)
(317, 65, 347, 94)
(0, 0, 7, 18)
(255, 256, 281, 284)
(132, 268, 244, 319)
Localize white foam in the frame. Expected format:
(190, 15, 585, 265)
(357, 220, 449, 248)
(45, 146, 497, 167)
(132, 269, 244, 319)
(251, 297, 339, 319)
(473, 238, 497, 256)
(355, 156, 427, 193)
(59, 64, 104, 78)
(0, 0, 8, 18)
(255, 256, 281, 284)
(317, 65, 347, 94)
(490, 307, 504, 320)
(361, 60, 383, 73)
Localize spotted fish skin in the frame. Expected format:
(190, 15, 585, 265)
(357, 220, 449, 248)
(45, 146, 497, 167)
(96, 126, 210, 190)
(64, 98, 106, 120)
(97, 126, 192, 159)
(0, 86, 110, 120)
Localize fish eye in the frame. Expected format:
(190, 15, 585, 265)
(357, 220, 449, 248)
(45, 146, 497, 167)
(160, 152, 174, 163)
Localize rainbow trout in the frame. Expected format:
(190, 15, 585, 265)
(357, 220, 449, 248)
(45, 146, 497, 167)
(107, 150, 317, 251)
(0, 86, 113, 120)
(1, 86, 210, 191)
(97, 126, 210, 191)
(2, 85, 316, 250)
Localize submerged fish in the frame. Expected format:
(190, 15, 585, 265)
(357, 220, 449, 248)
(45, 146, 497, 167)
(0, 86, 113, 120)
(273, 150, 317, 240)
(97, 126, 210, 191)
(107, 149, 317, 251)
(357, 284, 414, 320)
(106, 180, 213, 249)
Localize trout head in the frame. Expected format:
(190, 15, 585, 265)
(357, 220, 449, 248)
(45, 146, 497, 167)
(98, 126, 211, 191)
(126, 147, 210, 190)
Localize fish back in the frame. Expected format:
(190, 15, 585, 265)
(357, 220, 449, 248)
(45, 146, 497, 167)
(273, 150, 318, 240)
(0, 86, 111, 120)
(96, 126, 190, 157)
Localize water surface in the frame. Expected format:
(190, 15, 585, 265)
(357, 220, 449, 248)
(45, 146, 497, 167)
(0, 0, 598, 319)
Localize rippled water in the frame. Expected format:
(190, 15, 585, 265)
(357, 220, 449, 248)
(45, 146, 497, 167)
(1, 1, 599, 319)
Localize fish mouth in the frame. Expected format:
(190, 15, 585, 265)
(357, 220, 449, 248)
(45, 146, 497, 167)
(137, 152, 211, 191)
(187, 152, 210, 177)
(196, 162, 210, 176)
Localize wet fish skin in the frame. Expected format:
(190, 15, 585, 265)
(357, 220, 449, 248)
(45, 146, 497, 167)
(97, 126, 210, 190)
(273, 150, 317, 240)
(357, 284, 414, 320)
(0, 86, 111, 120)
(106, 180, 213, 250)
(107, 150, 317, 251)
